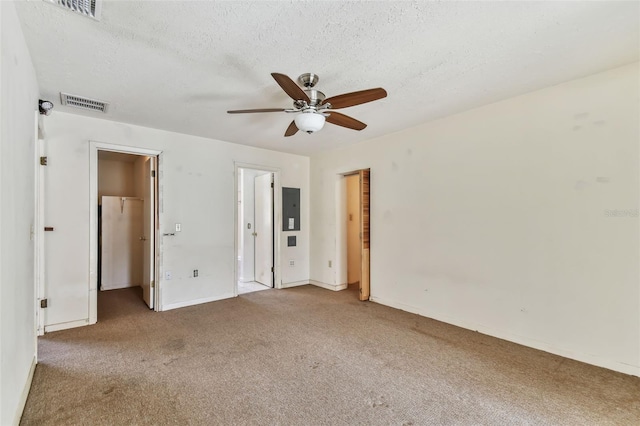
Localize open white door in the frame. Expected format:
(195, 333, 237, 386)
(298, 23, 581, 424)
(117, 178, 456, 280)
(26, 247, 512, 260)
(141, 158, 155, 308)
(254, 173, 273, 287)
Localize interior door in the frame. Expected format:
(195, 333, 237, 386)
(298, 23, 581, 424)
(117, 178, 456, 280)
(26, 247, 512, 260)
(141, 157, 155, 309)
(254, 173, 273, 287)
(359, 169, 370, 301)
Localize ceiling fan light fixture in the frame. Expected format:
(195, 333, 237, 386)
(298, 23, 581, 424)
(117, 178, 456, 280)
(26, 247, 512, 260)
(294, 111, 325, 134)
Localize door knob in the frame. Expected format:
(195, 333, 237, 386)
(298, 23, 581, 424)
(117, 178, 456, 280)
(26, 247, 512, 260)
(140, 236, 147, 241)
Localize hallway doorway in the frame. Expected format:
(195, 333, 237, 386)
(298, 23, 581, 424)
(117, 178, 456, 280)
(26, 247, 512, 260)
(342, 169, 370, 301)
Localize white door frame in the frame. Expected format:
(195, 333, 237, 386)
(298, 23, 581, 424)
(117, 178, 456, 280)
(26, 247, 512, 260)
(234, 162, 282, 296)
(35, 114, 45, 337)
(89, 141, 163, 323)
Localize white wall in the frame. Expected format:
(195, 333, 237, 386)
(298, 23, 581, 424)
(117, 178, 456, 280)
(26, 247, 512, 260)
(42, 112, 310, 327)
(0, 2, 39, 424)
(310, 63, 640, 376)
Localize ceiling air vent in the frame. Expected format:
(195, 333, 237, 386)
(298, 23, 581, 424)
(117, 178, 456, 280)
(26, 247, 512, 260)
(60, 93, 109, 113)
(44, 0, 102, 21)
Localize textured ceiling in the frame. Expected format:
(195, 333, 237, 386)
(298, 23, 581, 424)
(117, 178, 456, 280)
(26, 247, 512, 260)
(15, 1, 639, 155)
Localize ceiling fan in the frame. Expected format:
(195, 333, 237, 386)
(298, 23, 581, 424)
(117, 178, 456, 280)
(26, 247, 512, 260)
(227, 73, 387, 137)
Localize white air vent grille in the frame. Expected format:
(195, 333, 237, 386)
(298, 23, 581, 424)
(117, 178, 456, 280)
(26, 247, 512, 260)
(45, 0, 102, 20)
(60, 93, 109, 113)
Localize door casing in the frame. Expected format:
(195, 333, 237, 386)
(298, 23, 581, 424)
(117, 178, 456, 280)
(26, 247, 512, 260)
(89, 142, 162, 322)
(234, 163, 282, 296)
(337, 168, 371, 301)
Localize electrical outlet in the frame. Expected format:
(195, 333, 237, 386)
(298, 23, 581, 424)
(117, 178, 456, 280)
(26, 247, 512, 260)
(328, 260, 332, 268)
(165, 271, 172, 280)
(175, 223, 181, 232)
(193, 269, 198, 277)
(289, 260, 295, 267)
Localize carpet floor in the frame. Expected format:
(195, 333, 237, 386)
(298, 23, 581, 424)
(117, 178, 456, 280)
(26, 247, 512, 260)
(21, 285, 640, 425)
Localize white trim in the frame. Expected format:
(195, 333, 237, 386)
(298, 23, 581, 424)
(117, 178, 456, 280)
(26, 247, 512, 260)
(280, 280, 309, 289)
(233, 163, 282, 297)
(44, 319, 89, 333)
(162, 293, 235, 311)
(89, 141, 162, 323)
(13, 355, 36, 425)
(370, 295, 640, 378)
(35, 116, 45, 337)
(309, 280, 348, 292)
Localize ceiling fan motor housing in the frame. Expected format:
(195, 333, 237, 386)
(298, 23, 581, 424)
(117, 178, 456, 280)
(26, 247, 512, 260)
(294, 89, 326, 109)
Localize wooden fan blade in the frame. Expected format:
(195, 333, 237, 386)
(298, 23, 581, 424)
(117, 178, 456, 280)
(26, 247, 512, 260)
(271, 73, 310, 103)
(227, 108, 285, 114)
(322, 88, 387, 109)
(284, 121, 299, 137)
(325, 111, 367, 131)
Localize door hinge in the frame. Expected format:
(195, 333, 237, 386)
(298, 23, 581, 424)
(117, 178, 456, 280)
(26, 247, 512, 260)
(40, 299, 48, 309)
(271, 182, 274, 188)
(40, 156, 48, 166)
(151, 280, 155, 288)
(151, 170, 156, 178)
(271, 267, 274, 272)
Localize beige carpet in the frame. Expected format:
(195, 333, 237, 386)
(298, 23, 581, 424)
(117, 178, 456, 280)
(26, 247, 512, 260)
(21, 285, 640, 425)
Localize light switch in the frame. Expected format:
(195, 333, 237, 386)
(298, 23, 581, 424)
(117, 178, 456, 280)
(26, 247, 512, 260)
(175, 223, 181, 232)
(288, 218, 294, 230)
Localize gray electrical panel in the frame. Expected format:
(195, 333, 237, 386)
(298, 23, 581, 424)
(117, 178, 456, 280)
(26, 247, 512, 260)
(282, 187, 300, 231)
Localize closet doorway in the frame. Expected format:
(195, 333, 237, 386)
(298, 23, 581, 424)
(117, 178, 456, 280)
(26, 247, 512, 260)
(96, 150, 158, 316)
(236, 167, 275, 295)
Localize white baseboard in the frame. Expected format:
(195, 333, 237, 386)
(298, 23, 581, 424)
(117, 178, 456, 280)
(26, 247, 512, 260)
(14, 355, 36, 425)
(370, 295, 640, 377)
(44, 318, 89, 333)
(280, 280, 309, 289)
(161, 293, 234, 311)
(309, 280, 348, 292)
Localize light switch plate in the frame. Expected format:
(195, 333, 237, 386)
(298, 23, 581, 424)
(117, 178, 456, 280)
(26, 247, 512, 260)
(165, 271, 172, 280)
(175, 223, 181, 232)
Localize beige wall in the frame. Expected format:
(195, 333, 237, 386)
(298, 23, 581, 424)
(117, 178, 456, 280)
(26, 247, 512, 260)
(346, 174, 361, 284)
(310, 62, 640, 376)
(133, 156, 149, 199)
(98, 159, 136, 203)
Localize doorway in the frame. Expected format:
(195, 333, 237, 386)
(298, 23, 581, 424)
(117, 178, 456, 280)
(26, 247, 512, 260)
(342, 169, 370, 301)
(89, 142, 161, 324)
(97, 151, 157, 315)
(237, 167, 274, 295)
